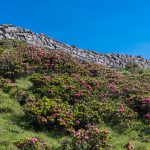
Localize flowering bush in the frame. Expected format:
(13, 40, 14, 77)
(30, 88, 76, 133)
(0, 48, 26, 79)
(125, 95, 150, 120)
(99, 102, 138, 131)
(24, 97, 75, 131)
(15, 137, 49, 150)
(62, 125, 112, 150)
(0, 44, 84, 79)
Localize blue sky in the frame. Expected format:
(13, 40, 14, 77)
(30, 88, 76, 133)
(0, 0, 150, 59)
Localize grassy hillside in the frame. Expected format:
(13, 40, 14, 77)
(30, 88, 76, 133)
(0, 39, 149, 150)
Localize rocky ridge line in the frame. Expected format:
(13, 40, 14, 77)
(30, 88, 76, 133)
(0, 24, 150, 68)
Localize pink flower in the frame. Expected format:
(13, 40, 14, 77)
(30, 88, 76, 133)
(39, 51, 45, 56)
(85, 84, 92, 90)
(52, 113, 58, 118)
(80, 80, 85, 85)
(143, 97, 150, 104)
(74, 93, 82, 97)
(65, 111, 69, 115)
(95, 128, 99, 134)
(76, 132, 81, 136)
(76, 120, 80, 125)
(50, 63, 55, 68)
(31, 138, 38, 143)
(77, 140, 81, 144)
(144, 114, 150, 121)
(118, 105, 125, 113)
(65, 121, 69, 125)
(67, 115, 72, 119)
(35, 57, 40, 62)
(85, 136, 89, 140)
(58, 109, 62, 112)
(59, 119, 65, 123)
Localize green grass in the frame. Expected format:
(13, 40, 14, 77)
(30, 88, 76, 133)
(15, 77, 33, 90)
(110, 131, 150, 150)
(96, 123, 150, 150)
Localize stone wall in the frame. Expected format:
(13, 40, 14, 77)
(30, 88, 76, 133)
(0, 24, 150, 68)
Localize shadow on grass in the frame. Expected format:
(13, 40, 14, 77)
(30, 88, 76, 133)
(10, 113, 66, 139)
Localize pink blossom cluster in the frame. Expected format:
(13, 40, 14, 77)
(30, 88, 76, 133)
(52, 113, 59, 118)
(76, 120, 80, 125)
(143, 97, 150, 104)
(108, 83, 121, 94)
(80, 80, 92, 90)
(144, 114, 150, 121)
(118, 105, 125, 114)
(24, 46, 63, 70)
(31, 138, 38, 143)
(74, 92, 82, 97)
(68, 125, 111, 146)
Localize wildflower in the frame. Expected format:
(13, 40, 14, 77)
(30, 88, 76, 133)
(80, 80, 85, 85)
(74, 93, 82, 97)
(76, 120, 80, 125)
(143, 97, 150, 104)
(85, 84, 92, 90)
(50, 63, 55, 68)
(77, 140, 81, 144)
(47, 90, 52, 94)
(85, 136, 89, 140)
(31, 138, 38, 143)
(58, 109, 62, 112)
(144, 114, 150, 121)
(39, 51, 45, 56)
(118, 105, 125, 113)
(65, 121, 69, 125)
(65, 111, 70, 115)
(59, 119, 65, 123)
(76, 132, 81, 136)
(67, 115, 72, 119)
(95, 128, 99, 134)
(52, 113, 58, 118)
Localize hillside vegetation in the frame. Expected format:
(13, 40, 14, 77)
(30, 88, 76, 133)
(0, 39, 149, 150)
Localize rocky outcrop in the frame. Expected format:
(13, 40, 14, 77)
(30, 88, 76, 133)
(0, 24, 150, 68)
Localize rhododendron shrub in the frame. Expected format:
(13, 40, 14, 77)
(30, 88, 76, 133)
(62, 125, 112, 150)
(15, 137, 49, 150)
(24, 97, 76, 130)
(0, 45, 84, 79)
(0, 49, 26, 79)
(125, 95, 150, 119)
(98, 102, 138, 131)
(29, 73, 97, 103)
